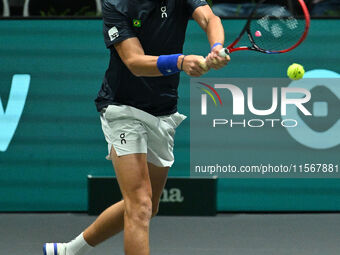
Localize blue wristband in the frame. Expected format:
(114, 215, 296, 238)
(211, 43, 222, 51)
(157, 54, 182, 76)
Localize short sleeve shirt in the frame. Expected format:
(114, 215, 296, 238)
(95, 0, 208, 116)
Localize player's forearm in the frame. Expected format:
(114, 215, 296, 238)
(116, 37, 183, 77)
(125, 54, 184, 77)
(206, 16, 225, 48)
(125, 55, 162, 77)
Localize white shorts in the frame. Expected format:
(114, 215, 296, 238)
(100, 104, 187, 168)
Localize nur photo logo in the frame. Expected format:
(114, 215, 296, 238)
(196, 79, 312, 128)
(197, 82, 223, 115)
(192, 76, 340, 149)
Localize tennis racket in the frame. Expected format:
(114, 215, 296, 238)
(201, 0, 310, 69)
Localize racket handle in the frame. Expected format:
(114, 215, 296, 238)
(199, 48, 229, 71)
(218, 48, 230, 58)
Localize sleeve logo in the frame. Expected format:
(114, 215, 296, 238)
(108, 26, 119, 41)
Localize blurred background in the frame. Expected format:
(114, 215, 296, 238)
(0, 0, 340, 214)
(0, 0, 339, 17)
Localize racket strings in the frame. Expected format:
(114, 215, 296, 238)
(249, 5, 307, 52)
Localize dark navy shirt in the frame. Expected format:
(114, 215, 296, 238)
(95, 0, 208, 116)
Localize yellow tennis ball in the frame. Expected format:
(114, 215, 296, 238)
(287, 63, 305, 80)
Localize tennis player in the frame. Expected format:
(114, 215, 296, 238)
(43, 0, 229, 254)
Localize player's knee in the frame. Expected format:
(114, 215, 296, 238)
(126, 195, 152, 225)
(134, 197, 152, 225)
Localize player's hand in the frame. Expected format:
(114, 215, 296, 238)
(206, 44, 230, 70)
(180, 55, 209, 77)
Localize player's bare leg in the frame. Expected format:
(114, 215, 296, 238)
(111, 150, 152, 254)
(83, 153, 168, 248)
(147, 162, 169, 217)
(83, 200, 125, 246)
(44, 148, 169, 255)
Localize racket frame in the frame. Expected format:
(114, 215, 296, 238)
(220, 0, 310, 56)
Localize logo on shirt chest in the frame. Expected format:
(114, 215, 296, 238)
(161, 6, 168, 18)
